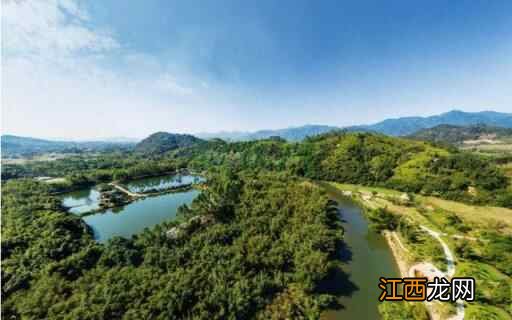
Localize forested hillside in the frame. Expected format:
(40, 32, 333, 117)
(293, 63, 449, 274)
(1, 170, 344, 319)
(4, 132, 510, 207)
(135, 132, 204, 154)
(182, 132, 511, 207)
(2, 130, 512, 319)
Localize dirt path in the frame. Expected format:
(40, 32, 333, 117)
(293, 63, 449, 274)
(420, 225, 464, 320)
(383, 231, 410, 277)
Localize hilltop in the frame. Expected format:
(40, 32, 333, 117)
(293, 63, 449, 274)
(135, 132, 205, 154)
(183, 131, 511, 207)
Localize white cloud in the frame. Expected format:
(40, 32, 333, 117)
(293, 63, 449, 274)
(155, 74, 194, 96)
(1, 0, 220, 139)
(2, 0, 118, 58)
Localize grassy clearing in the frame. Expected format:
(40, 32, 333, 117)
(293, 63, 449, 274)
(329, 182, 403, 196)
(500, 163, 512, 179)
(418, 196, 512, 234)
(328, 182, 512, 319)
(465, 304, 512, 320)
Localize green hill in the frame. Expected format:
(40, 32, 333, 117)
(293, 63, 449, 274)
(135, 132, 204, 154)
(185, 132, 511, 206)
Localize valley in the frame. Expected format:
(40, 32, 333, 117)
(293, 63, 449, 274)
(4, 1, 512, 318)
(2, 127, 512, 319)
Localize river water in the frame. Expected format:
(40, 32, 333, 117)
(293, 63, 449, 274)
(319, 182, 400, 320)
(61, 177, 399, 318)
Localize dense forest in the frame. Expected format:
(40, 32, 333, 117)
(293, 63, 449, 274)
(2, 169, 344, 319)
(181, 132, 511, 207)
(2, 131, 512, 319)
(3, 132, 511, 207)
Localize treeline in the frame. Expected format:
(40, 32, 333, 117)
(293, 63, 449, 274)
(4, 132, 510, 207)
(2, 169, 345, 319)
(182, 132, 512, 208)
(3, 156, 188, 194)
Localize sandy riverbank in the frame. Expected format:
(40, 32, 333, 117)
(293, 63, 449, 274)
(382, 230, 410, 278)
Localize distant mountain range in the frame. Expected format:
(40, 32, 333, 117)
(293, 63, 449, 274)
(197, 110, 512, 141)
(346, 110, 512, 136)
(1, 135, 135, 157)
(407, 124, 512, 145)
(4, 110, 512, 156)
(196, 125, 342, 142)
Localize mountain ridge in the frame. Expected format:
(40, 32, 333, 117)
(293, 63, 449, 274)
(197, 110, 512, 141)
(407, 123, 512, 145)
(1, 135, 135, 156)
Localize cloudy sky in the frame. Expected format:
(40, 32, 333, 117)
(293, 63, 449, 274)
(2, 0, 512, 140)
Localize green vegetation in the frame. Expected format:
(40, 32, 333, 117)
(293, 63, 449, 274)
(378, 301, 429, 320)
(5, 132, 510, 207)
(3, 130, 512, 319)
(182, 132, 511, 207)
(134, 132, 204, 154)
(2, 170, 344, 319)
(1, 134, 134, 157)
(408, 124, 512, 145)
(330, 182, 512, 318)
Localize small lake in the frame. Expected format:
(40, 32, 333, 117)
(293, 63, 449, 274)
(61, 188, 101, 215)
(60, 174, 202, 242)
(124, 174, 205, 193)
(318, 182, 400, 320)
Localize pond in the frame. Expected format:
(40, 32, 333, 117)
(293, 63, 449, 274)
(60, 174, 202, 242)
(124, 174, 205, 193)
(318, 182, 400, 320)
(83, 190, 199, 242)
(61, 188, 101, 215)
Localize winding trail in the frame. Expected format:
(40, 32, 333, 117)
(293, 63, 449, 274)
(419, 225, 464, 320)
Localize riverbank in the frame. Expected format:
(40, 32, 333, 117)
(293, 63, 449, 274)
(382, 231, 410, 277)
(326, 181, 512, 320)
(317, 181, 401, 320)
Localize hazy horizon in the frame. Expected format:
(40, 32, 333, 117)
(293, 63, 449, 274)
(2, 108, 511, 141)
(3, 1, 512, 140)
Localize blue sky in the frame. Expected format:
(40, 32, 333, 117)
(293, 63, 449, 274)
(2, 0, 511, 139)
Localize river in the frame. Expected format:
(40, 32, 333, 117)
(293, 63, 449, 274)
(319, 182, 400, 320)
(61, 177, 399, 317)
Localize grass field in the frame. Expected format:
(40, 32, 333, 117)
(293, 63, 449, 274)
(328, 182, 512, 319)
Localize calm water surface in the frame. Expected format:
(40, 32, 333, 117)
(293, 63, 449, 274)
(125, 174, 205, 193)
(319, 182, 400, 320)
(83, 190, 198, 242)
(61, 188, 101, 215)
(61, 174, 201, 242)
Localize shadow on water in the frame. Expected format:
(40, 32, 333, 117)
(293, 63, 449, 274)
(336, 217, 353, 264)
(316, 181, 400, 320)
(317, 264, 359, 311)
